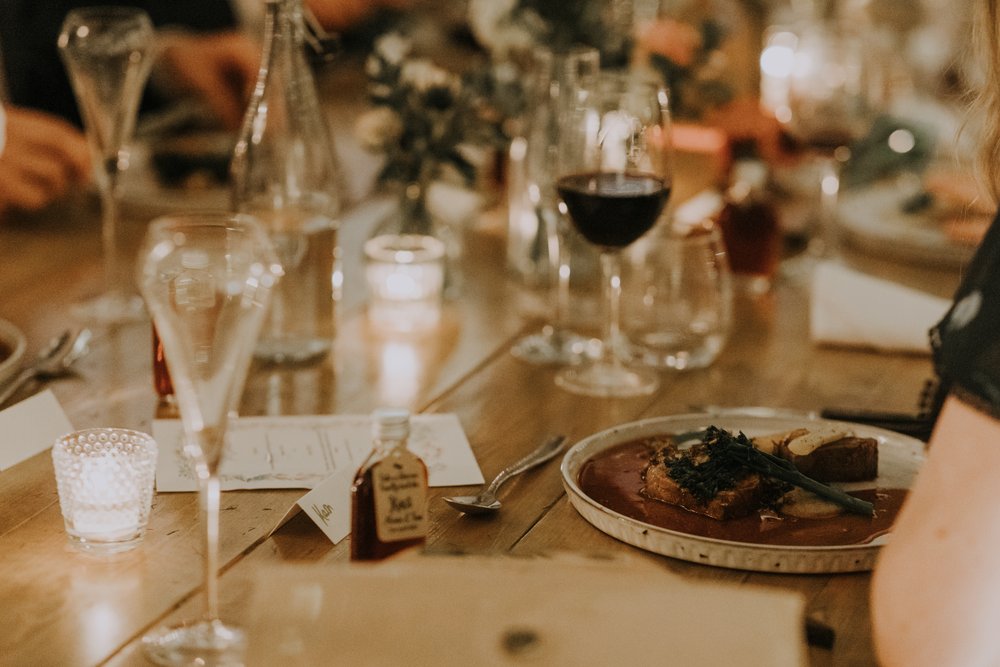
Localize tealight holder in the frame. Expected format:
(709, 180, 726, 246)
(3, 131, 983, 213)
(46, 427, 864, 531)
(52, 427, 158, 554)
(364, 233, 446, 333)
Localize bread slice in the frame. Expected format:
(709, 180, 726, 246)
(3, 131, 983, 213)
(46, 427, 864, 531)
(642, 446, 773, 520)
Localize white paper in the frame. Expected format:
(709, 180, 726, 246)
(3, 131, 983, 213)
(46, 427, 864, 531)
(272, 466, 356, 544)
(0, 390, 74, 471)
(153, 413, 483, 492)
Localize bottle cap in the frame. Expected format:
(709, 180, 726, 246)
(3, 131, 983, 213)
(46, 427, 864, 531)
(372, 407, 410, 441)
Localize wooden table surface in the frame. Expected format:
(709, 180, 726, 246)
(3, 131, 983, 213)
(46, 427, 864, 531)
(0, 81, 963, 665)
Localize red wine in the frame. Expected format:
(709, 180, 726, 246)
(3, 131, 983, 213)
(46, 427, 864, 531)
(557, 172, 670, 248)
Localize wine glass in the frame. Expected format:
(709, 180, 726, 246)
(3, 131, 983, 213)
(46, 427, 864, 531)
(554, 71, 672, 397)
(58, 7, 155, 324)
(137, 213, 281, 666)
(778, 21, 876, 266)
(510, 46, 600, 365)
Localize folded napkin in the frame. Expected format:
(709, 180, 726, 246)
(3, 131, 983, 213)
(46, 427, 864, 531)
(810, 261, 951, 354)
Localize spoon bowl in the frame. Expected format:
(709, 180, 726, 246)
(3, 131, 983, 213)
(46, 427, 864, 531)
(0, 328, 92, 407)
(444, 435, 566, 515)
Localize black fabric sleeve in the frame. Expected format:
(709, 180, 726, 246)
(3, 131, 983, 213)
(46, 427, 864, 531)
(931, 209, 1000, 415)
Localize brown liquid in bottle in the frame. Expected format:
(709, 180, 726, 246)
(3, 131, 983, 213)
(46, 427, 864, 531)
(152, 325, 174, 400)
(350, 409, 428, 561)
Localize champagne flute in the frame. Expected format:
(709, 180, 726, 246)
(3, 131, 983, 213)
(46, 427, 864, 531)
(554, 71, 672, 397)
(778, 21, 876, 267)
(58, 7, 155, 324)
(510, 46, 600, 365)
(138, 213, 281, 666)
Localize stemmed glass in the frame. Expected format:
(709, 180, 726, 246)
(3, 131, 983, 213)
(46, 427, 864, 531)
(137, 214, 281, 665)
(59, 7, 155, 324)
(778, 21, 876, 267)
(554, 71, 672, 397)
(510, 46, 600, 365)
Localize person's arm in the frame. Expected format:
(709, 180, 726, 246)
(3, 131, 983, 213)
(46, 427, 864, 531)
(872, 394, 1000, 667)
(0, 105, 91, 218)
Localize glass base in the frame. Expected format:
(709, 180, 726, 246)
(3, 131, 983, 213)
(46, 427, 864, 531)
(555, 361, 659, 397)
(143, 619, 246, 667)
(510, 327, 597, 365)
(254, 337, 330, 365)
(71, 292, 145, 325)
(67, 531, 144, 555)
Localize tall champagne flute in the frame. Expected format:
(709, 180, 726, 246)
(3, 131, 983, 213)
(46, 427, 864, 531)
(510, 46, 600, 365)
(554, 72, 672, 397)
(778, 21, 876, 267)
(59, 7, 155, 324)
(138, 214, 281, 665)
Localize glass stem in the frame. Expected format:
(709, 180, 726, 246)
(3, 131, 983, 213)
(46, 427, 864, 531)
(812, 155, 841, 258)
(199, 468, 221, 622)
(547, 214, 570, 336)
(600, 251, 623, 369)
(100, 162, 123, 301)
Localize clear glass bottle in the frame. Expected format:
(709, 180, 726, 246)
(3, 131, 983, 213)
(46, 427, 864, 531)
(716, 140, 781, 295)
(231, 0, 345, 364)
(350, 408, 428, 561)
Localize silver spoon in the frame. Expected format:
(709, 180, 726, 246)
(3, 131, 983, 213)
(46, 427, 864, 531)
(0, 328, 92, 407)
(443, 434, 567, 515)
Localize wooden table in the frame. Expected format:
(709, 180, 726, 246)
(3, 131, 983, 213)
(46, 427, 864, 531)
(0, 98, 962, 665)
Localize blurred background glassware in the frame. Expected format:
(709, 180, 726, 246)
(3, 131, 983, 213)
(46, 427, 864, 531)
(58, 6, 155, 325)
(776, 18, 878, 269)
(554, 70, 673, 397)
(137, 213, 280, 666)
(364, 233, 446, 334)
(52, 427, 157, 554)
(624, 220, 732, 370)
(507, 45, 601, 365)
(231, 0, 345, 365)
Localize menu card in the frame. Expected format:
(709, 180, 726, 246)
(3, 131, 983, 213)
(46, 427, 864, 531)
(0, 390, 74, 471)
(153, 414, 484, 493)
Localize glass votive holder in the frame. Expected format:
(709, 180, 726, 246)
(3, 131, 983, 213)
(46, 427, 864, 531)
(52, 428, 158, 554)
(364, 233, 446, 334)
(623, 221, 733, 370)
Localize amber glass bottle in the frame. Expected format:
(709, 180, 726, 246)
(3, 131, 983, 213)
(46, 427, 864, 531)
(350, 408, 428, 561)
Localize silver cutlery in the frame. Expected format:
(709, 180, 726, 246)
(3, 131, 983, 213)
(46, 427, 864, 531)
(443, 434, 567, 515)
(0, 328, 92, 408)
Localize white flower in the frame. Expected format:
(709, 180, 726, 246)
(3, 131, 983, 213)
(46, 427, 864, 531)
(486, 23, 536, 58)
(374, 32, 410, 66)
(400, 59, 454, 93)
(355, 107, 404, 152)
(468, 0, 518, 49)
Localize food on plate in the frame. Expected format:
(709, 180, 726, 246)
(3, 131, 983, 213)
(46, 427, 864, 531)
(641, 426, 876, 520)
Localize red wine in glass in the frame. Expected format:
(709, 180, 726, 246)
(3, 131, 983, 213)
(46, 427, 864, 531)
(556, 172, 671, 247)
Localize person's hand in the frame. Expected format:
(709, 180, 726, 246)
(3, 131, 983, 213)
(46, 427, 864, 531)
(157, 31, 259, 130)
(0, 106, 92, 218)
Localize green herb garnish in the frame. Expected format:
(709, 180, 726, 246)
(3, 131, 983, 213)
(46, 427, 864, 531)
(665, 426, 875, 517)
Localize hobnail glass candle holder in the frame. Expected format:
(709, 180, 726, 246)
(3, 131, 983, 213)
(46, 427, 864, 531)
(52, 428, 158, 554)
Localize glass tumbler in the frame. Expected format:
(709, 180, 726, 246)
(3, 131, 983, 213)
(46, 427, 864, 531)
(52, 427, 158, 554)
(623, 222, 733, 370)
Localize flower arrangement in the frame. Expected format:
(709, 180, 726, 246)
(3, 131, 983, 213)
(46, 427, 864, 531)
(467, 0, 734, 120)
(356, 32, 503, 190)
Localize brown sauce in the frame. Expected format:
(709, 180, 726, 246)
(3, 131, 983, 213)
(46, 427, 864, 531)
(578, 439, 907, 547)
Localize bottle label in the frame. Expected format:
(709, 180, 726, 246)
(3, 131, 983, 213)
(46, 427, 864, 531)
(372, 450, 427, 543)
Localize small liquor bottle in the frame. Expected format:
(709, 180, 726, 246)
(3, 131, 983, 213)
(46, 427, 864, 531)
(151, 325, 173, 402)
(716, 140, 781, 295)
(350, 408, 428, 561)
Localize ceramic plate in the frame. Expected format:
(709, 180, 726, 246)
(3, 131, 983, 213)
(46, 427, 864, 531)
(0, 319, 26, 387)
(836, 182, 976, 268)
(561, 412, 925, 573)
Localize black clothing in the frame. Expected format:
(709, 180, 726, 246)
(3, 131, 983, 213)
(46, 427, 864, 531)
(0, 1, 238, 126)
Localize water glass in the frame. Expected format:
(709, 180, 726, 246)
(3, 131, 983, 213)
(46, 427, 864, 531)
(624, 223, 733, 370)
(52, 428, 158, 554)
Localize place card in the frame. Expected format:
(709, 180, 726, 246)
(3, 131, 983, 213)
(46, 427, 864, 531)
(153, 413, 484, 492)
(0, 389, 74, 471)
(271, 466, 357, 544)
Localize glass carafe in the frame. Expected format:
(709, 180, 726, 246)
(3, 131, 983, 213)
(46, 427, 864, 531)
(231, 0, 345, 364)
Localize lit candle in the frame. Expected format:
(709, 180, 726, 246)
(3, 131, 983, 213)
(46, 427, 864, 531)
(52, 428, 158, 553)
(364, 234, 446, 333)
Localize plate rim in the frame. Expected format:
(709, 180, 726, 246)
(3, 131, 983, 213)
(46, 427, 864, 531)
(560, 411, 926, 573)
